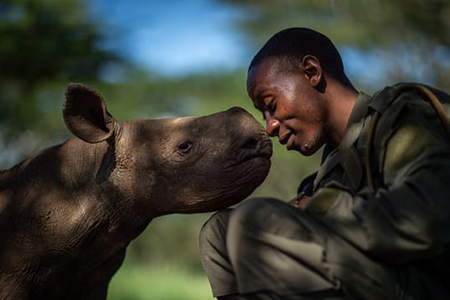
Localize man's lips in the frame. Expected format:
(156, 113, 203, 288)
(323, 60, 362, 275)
(279, 132, 295, 150)
(279, 132, 291, 145)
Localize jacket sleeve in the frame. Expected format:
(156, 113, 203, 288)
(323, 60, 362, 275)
(308, 91, 450, 263)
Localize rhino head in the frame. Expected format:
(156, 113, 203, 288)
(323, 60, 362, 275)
(63, 83, 272, 218)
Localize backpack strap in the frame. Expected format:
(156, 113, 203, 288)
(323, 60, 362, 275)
(365, 83, 450, 190)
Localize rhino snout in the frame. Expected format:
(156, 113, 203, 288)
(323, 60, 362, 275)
(222, 107, 273, 164)
(240, 136, 261, 151)
(239, 134, 272, 157)
(232, 133, 273, 168)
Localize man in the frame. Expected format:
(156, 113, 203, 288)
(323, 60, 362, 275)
(199, 27, 450, 299)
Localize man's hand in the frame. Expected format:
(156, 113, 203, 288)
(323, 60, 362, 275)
(288, 194, 311, 211)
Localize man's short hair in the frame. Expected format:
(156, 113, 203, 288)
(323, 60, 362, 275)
(249, 27, 351, 87)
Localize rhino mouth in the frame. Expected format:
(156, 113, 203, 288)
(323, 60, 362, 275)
(228, 135, 273, 167)
(243, 140, 273, 161)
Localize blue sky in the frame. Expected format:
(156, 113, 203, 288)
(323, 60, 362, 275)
(93, 0, 249, 77)
(91, 0, 400, 89)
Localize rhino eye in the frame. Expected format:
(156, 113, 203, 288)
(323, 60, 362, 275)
(177, 141, 193, 153)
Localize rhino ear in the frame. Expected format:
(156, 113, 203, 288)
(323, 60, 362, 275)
(63, 83, 116, 143)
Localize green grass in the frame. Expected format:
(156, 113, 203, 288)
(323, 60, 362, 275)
(107, 264, 213, 300)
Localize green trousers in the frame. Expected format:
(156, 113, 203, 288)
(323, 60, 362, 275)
(199, 198, 449, 299)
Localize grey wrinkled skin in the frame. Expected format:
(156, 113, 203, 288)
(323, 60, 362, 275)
(0, 83, 272, 299)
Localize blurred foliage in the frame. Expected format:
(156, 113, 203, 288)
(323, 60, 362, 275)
(108, 263, 212, 300)
(221, 0, 450, 91)
(221, 0, 450, 46)
(0, 0, 117, 136)
(1, 0, 450, 299)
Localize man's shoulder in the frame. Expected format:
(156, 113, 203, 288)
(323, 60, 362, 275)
(370, 82, 450, 113)
(367, 83, 450, 159)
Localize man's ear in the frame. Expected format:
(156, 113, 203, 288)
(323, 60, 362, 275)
(301, 55, 322, 87)
(63, 83, 116, 143)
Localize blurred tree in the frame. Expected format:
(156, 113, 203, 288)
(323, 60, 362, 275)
(0, 0, 118, 137)
(220, 0, 450, 91)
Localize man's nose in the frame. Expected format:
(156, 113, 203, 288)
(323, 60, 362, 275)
(265, 117, 280, 137)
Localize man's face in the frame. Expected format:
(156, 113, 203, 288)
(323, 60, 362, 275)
(247, 58, 329, 156)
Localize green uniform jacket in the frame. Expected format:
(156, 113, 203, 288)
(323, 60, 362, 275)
(304, 83, 450, 288)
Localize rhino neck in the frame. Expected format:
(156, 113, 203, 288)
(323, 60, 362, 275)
(0, 137, 152, 235)
(62, 137, 157, 229)
(58, 137, 114, 190)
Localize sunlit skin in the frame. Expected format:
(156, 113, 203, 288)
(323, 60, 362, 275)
(247, 56, 358, 156)
(247, 56, 359, 208)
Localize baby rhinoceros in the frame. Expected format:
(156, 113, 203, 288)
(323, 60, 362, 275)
(0, 83, 272, 299)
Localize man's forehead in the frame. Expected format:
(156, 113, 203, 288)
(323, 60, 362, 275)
(247, 58, 285, 92)
(249, 58, 284, 79)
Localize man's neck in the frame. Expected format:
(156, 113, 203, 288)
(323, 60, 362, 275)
(325, 81, 359, 148)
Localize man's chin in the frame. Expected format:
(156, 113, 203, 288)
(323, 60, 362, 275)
(297, 143, 320, 156)
(286, 137, 321, 156)
(287, 144, 310, 156)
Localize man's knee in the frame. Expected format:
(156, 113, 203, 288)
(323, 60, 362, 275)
(225, 198, 337, 294)
(199, 200, 284, 262)
(199, 209, 240, 296)
(199, 209, 231, 255)
(228, 197, 315, 241)
(228, 197, 285, 234)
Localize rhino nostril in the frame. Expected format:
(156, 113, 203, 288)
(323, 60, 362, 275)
(241, 136, 260, 150)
